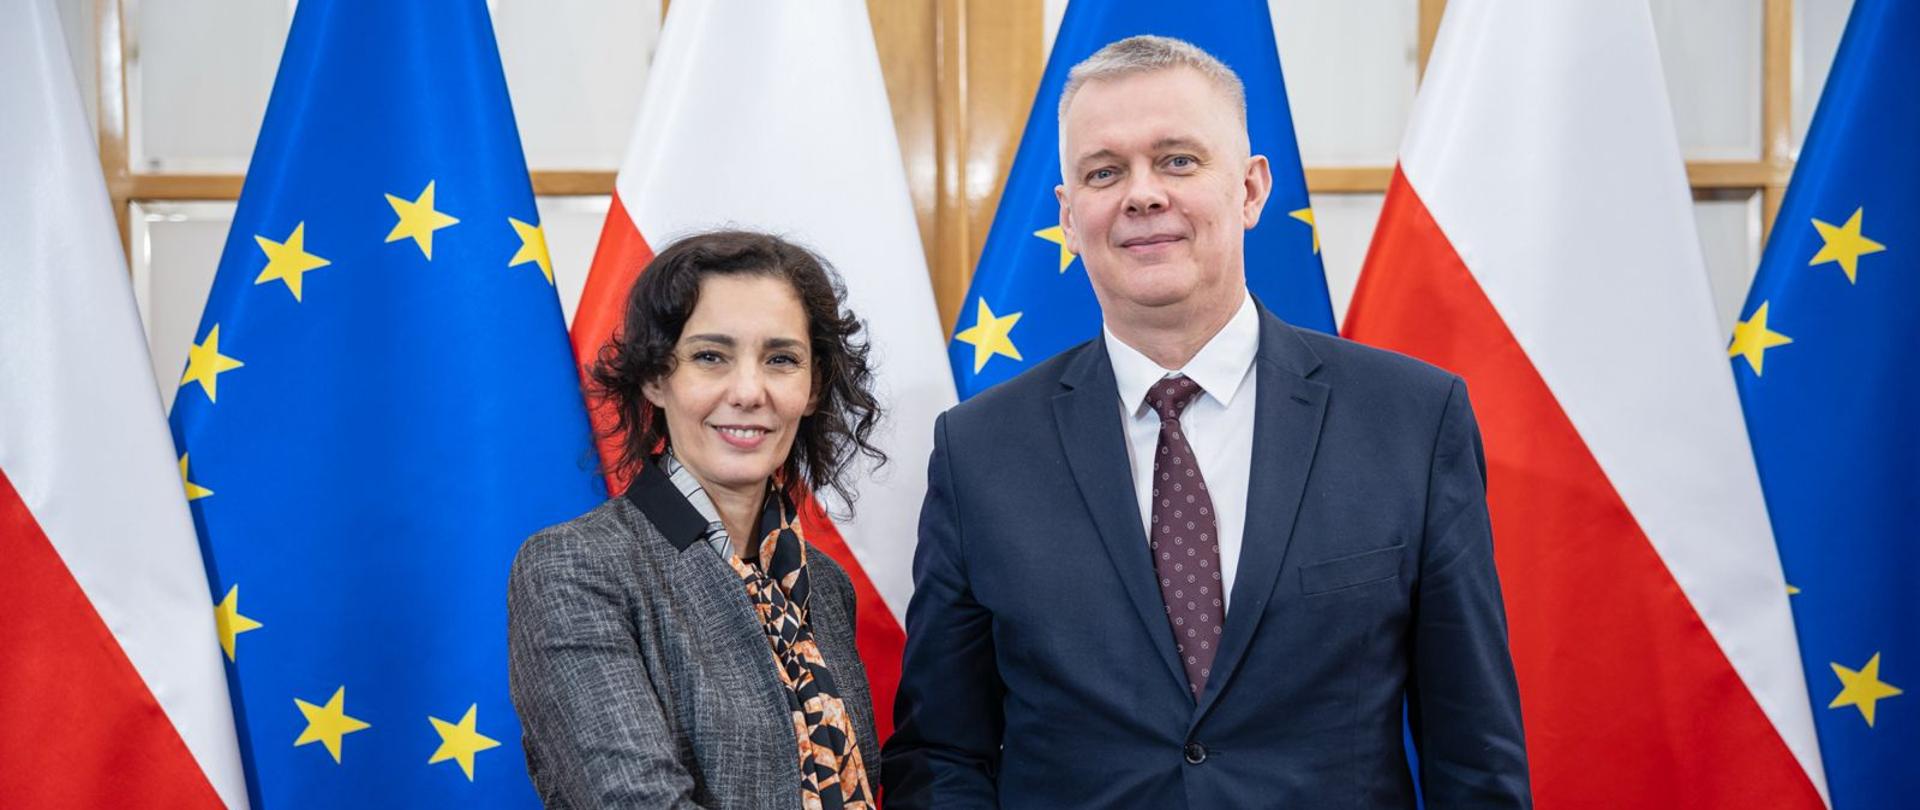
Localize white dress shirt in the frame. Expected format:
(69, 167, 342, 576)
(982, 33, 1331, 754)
(1104, 293, 1259, 615)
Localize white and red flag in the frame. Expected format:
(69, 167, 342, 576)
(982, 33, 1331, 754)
(571, 0, 955, 742)
(0, 0, 247, 806)
(1344, 0, 1827, 806)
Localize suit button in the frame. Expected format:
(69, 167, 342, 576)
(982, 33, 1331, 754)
(1184, 742, 1207, 764)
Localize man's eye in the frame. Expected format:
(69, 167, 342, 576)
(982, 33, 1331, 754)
(1167, 155, 1196, 169)
(1087, 168, 1118, 183)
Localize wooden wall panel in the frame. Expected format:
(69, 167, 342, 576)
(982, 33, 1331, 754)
(911, 0, 1046, 334)
(949, 2, 1044, 333)
(96, 0, 130, 248)
(1418, 0, 1446, 77)
(867, 0, 1044, 335)
(867, 0, 940, 298)
(1761, 0, 1793, 233)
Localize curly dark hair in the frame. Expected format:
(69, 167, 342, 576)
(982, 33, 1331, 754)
(590, 230, 885, 509)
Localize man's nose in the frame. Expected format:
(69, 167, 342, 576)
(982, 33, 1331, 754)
(1123, 170, 1168, 215)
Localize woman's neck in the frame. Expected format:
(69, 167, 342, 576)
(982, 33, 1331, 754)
(704, 480, 766, 559)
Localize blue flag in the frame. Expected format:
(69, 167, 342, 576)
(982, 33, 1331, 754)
(948, 0, 1333, 398)
(1732, 1, 1919, 805)
(167, 2, 602, 805)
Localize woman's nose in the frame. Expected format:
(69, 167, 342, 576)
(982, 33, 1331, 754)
(725, 364, 768, 408)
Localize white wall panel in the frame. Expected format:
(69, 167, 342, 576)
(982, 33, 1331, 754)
(131, 201, 233, 411)
(127, 0, 290, 172)
(1310, 192, 1385, 328)
(1694, 192, 1764, 338)
(493, 0, 659, 170)
(1650, 0, 1763, 160)
(1271, 0, 1418, 166)
(127, 0, 657, 173)
(1794, 0, 1855, 152)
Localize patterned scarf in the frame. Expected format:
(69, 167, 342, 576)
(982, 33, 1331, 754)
(727, 501, 874, 810)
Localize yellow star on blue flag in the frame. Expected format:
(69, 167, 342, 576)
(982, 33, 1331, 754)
(428, 704, 504, 781)
(508, 217, 554, 284)
(1829, 653, 1903, 727)
(293, 686, 371, 764)
(1289, 207, 1319, 254)
(1033, 225, 1077, 273)
(385, 181, 461, 260)
(953, 298, 1024, 373)
(1807, 207, 1887, 283)
(254, 222, 332, 301)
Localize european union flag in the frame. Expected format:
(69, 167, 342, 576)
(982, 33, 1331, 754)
(1732, 1, 1919, 805)
(948, 0, 1332, 398)
(167, 1, 602, 805)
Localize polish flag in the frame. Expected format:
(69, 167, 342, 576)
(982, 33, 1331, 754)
(1343, 1, 1827, 806)
(570, 0, 955, 742)
(0, 1, 247, 806)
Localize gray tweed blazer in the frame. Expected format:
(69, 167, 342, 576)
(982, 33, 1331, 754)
(507, 463, 878, 809)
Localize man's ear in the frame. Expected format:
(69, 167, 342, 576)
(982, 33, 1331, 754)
(1056, 183, 1080, 253)
(1241, 154, 1273, 229)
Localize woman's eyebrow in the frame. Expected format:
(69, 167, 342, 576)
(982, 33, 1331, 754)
(681, 333, 735, 347)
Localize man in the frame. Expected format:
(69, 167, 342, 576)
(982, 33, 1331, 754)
(883, 36, 1531, 808)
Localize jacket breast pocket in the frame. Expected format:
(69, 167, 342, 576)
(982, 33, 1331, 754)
(1299, 544, 1405, 596)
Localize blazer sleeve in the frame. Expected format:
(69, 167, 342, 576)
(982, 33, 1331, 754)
(881, 412, 1003, 809)
(507, 524, 712, 810)
(1408, 377, 1533, 808)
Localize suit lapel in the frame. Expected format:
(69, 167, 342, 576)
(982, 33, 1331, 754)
(1052, 342, 1189, 694)
(1194, 310, 1329, 723)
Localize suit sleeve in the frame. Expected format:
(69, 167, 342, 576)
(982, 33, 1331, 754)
(1408, 377, 1533, 808)
(507, 527, 712, 810)
(881, 412, 1003, 809)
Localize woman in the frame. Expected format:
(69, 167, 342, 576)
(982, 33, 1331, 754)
(508, 230, 884, 809)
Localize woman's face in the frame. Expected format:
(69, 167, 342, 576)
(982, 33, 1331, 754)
(644, 274, 816, 503)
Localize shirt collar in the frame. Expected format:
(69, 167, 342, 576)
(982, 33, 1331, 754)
(662, 452, 732, 558)
(1103, 292, 1259, 416)
(638, 451, 788, 560)
(622, 455, 714, 552)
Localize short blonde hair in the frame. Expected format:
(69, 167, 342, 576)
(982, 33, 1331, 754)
(1057, 35, 1248, 129)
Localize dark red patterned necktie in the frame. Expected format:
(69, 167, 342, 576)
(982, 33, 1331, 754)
(1146, 376, 1223, 698)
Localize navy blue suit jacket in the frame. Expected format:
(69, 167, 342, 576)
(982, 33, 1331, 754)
(883, 304, 1530, 808)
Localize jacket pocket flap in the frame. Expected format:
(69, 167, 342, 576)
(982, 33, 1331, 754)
(1300, 544, 1405, 595)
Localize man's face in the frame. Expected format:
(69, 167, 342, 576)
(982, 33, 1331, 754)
(1057, 67, 1271, 321)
